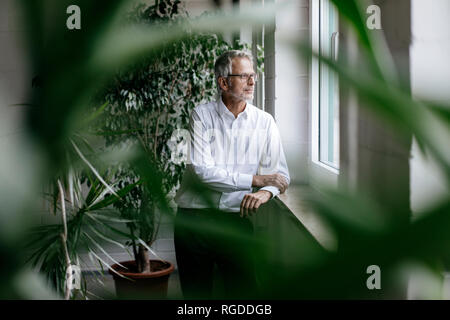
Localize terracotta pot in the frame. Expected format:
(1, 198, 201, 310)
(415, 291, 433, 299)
(109, 260, 175, 299)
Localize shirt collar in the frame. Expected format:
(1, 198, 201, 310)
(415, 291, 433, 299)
(217, 97, 250, 120)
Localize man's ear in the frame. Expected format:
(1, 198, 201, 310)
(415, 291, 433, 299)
(218, 77, 229, 92)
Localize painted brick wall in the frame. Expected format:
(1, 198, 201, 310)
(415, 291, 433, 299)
(265, 0, 310, 184)
(0, 0, 29, 154)
(409, 0, 450, 215)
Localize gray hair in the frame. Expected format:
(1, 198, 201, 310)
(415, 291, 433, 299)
(214, 50, 254, 93)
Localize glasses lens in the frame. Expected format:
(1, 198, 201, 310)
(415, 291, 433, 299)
(228, 74, 258, 81)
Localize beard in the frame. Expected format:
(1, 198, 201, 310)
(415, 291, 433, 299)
(229, 89, 254, 102)
(243, 93, 254, 101)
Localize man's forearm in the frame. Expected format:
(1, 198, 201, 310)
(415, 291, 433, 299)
(190, 164, 253, 193)
(252, 175, 263, 188)
(252, 173, 288, 193)
(252, 174, 276, 188)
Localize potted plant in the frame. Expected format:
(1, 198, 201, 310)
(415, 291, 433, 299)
(26, 107, 142, 300)
(97, 0, 262, 298)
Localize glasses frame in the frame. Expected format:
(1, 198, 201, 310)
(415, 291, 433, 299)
(227, 73, 258, 82)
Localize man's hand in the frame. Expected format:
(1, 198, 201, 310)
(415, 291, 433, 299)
(240, 190, 272, 217)
(252, 173, 288, 194)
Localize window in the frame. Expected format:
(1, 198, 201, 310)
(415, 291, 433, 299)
(311, 0, 339, 175)
(319, 0, 339, 169)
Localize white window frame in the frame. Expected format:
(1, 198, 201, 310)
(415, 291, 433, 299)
(309, 0, 339, 187)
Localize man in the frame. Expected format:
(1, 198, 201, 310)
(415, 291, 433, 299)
(174, 50, 290, 299)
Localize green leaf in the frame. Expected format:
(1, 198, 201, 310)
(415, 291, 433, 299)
(81, 102, 109, 127)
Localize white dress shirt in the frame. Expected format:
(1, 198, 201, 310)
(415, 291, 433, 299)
(174, 98, 290, 212)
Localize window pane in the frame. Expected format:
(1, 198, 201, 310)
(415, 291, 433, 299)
(319, 0, 339, 169)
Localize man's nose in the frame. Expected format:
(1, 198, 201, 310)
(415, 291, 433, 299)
(248, 77, 255, 85)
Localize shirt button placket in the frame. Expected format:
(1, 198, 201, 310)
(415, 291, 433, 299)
(232, 119, 239, 167)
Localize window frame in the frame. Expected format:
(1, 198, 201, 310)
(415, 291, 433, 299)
(309, 0, 339, 187)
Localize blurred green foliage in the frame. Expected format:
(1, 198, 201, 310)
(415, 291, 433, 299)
(0, 0, 448, 300)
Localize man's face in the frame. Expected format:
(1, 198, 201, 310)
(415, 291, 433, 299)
(224, 57, 255, 102)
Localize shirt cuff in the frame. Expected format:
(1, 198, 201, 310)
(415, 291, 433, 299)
(237, 173, 253, 190)
(259, 186, 280, 199)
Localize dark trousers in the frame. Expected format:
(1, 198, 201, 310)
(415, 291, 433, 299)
(174, 207, 258, 299)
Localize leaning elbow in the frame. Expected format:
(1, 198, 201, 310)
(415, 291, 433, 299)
(190, 164, 206, 181)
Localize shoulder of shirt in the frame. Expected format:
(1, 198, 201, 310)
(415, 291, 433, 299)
(246, 103, 274, 122)
(191, 101, 274, 123)
(191, 101, 216, 118)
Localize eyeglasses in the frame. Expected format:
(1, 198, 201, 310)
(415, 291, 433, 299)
(227, 73, 258, 82)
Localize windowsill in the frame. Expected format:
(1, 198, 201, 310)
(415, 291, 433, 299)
(277, 183, 337, 251)
(311, 159, 339, 175)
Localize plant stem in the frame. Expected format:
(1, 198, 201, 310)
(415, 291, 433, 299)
(137, 244, 151, 273)
(58, 179, 72, 300)
(129, 223, 139, 264)
(154, 111, 161, 160)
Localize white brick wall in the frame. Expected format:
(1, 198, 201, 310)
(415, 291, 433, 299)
(0, 0, 29, 141)
(264, 0, 310, 184)
(410, 0, 450, 215)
